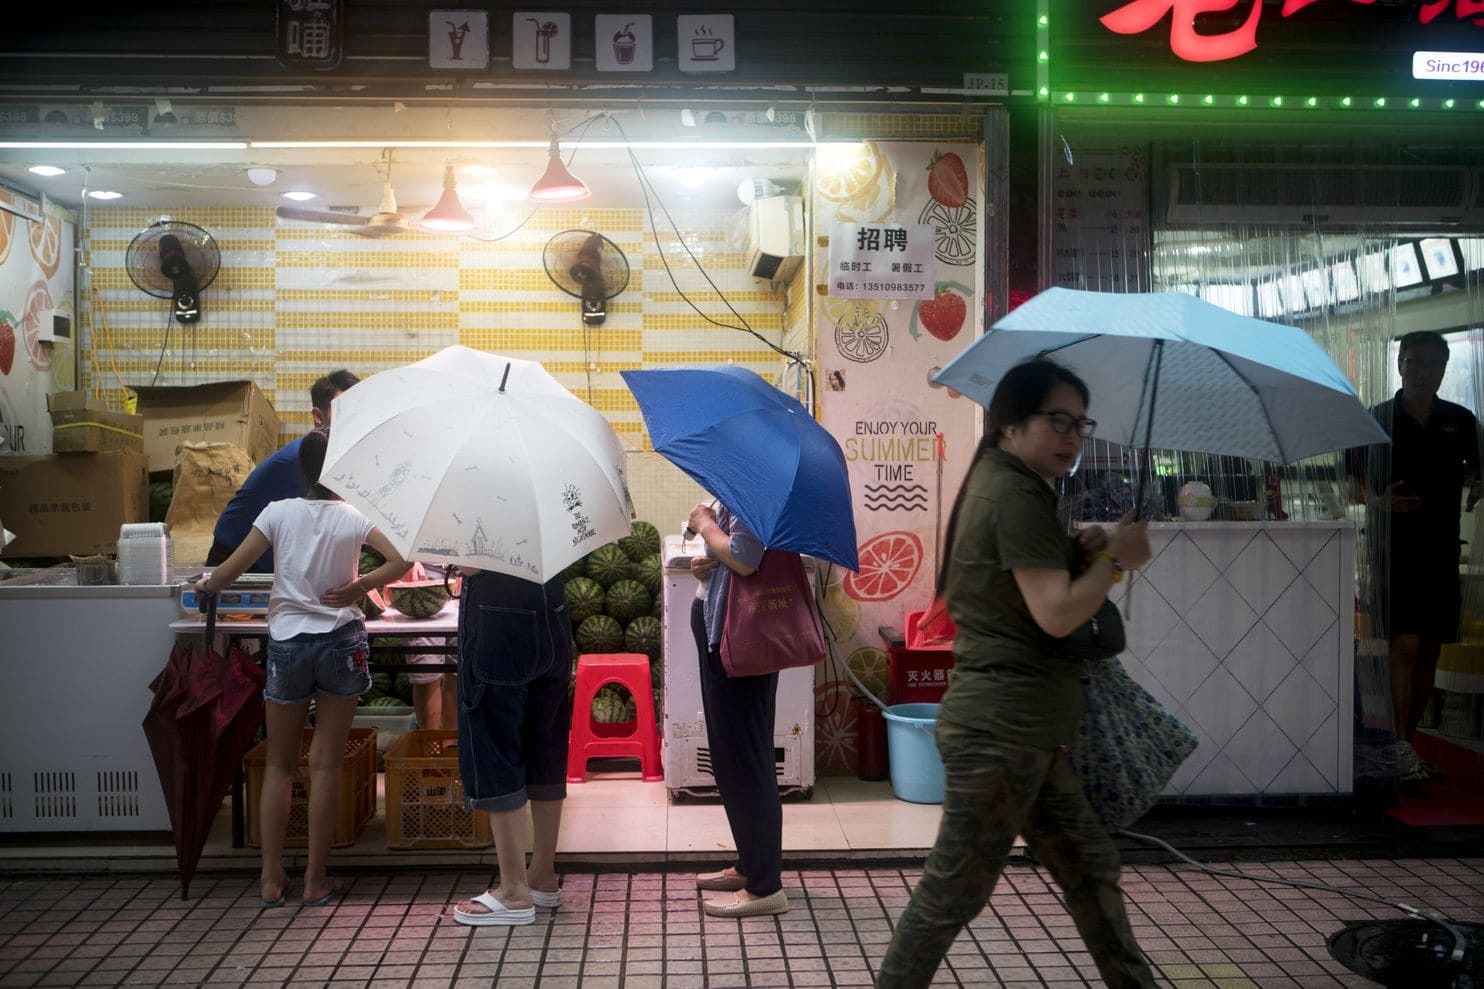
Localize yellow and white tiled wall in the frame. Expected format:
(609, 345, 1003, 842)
(80, 205, 792, 526)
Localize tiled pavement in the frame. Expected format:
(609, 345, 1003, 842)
(3, 858, 1481, 987)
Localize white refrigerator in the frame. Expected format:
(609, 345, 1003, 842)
(660, 534, 816, 799)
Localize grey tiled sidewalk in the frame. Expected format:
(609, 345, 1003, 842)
(3, 858, 1481, 987)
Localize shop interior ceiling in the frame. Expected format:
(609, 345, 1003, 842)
(0, 104, 819, 214)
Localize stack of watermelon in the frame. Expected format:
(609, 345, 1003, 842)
(560, 521, 666, 723)
(361, 666, 415, 708)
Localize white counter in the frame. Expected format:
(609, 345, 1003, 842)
(1113, 521, 1355, 800)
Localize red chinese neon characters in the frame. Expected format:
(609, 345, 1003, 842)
(1100, 0, 1481, 63)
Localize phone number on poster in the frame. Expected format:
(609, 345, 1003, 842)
(835, 280, 928, 295)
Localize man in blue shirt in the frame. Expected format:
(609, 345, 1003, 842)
(206, 370, 359, 571)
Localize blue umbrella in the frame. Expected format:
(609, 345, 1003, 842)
(933, 287, 1389, 464)
(621, 366, 859, 570)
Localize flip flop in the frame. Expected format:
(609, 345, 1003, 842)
(259, 872, 290, 909)
(530, 888, 561, 909)
(453, 891, 536, 927)
(302, 879, 344, 908)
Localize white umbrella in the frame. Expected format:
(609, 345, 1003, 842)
(321, 345, 632, 583)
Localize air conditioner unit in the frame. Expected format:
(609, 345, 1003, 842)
(1163, 163, 1476, 227)
(747, 194, 804, 283)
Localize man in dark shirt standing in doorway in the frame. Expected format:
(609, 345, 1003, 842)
(1349, 331, 1481, 785)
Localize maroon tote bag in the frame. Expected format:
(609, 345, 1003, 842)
(719, 550, 828, 677)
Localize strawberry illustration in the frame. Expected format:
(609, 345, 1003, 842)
(913, 284, 968, 342)
(0, 318, 14, 375)
(926, 150, 968, 208)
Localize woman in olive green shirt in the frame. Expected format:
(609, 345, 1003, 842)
(877, 359, 1154, 989)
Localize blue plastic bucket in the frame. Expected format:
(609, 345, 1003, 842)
(882, 703, 944, 804)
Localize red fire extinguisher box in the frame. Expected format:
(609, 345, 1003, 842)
(877, 609, 956, 704)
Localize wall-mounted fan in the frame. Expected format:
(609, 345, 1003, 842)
(125, 220, 221, 324)
(541, 230, 631, 326)
(275, 156, 420, 237)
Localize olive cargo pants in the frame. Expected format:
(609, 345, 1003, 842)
(877, 720, 1156, 988)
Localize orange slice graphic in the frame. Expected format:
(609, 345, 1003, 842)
(28, 215, 62, 280)
(844, 530, 924, 602)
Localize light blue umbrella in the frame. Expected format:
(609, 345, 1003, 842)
(621, 366, 858, 570)
(933, 287, 1389, 463)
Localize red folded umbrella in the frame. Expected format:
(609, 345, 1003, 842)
(143, 595, 264, 900)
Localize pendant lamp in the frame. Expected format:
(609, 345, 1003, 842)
(419, 163, 477, 233)
(528, 135, 591, 204)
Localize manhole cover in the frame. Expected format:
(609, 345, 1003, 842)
(1327, 918, 1483, 988)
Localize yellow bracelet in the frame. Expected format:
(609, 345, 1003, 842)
(1096, 550, 1125, 583)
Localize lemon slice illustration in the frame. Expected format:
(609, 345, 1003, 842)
(817, 142, 884, 203)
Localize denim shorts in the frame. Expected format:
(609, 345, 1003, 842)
(456, 571, 574, 812)
(264, 620, 372, 705)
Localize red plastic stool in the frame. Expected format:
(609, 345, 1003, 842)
(567, 653, 663, 783)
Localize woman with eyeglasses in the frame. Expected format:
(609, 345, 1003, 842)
(877, 359, 1155, 989)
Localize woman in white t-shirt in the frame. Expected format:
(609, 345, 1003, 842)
(192, 427, 408, 910)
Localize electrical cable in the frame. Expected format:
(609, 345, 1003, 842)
(149, 304, 174, 387)
(599, 115, 807, 363)
(1117, 827, 1470, 965)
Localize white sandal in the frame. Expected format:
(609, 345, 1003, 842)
(453, 891, 535, 927)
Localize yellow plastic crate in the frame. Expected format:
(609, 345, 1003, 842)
(243, 727, 377, 849)
(384, 729, 493, 850)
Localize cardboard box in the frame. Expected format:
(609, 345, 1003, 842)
(47, 391, 145, 454)
(0, 452, 150, 558)
(132, 381, 279, 473)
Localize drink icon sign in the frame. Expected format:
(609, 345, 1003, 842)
(595, 14, 650, 72)
(527, 17, 559, 64)
(691, 35, 724, 60)
(612, 22, 636, 64)
(446, 20, 470, 60)
(677, 15, 733, 72)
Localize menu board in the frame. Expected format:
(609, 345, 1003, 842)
(1050, 146, 1151, 293)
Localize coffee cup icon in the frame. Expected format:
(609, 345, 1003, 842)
(690, 36, 724, 60)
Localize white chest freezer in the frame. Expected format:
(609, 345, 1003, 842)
(660, 534, 816, 799)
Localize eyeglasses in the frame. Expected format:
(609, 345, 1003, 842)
(1401, 356, 1447, 370)
(1030, 410, 1097, 437)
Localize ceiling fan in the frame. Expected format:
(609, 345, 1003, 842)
(542, 230, 631, 326)
(274, 154, 422, 237)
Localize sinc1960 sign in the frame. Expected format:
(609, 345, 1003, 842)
(1413, 49, 1484, 79)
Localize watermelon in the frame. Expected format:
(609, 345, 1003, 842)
(359, 587, 387, 620)
(565, 577, 606, 624)
(592, 685, 634, 724)
(575, 614, 625, 654)
(620, 520, 661, 562)
(371, 671, 393, 696)
(625, 615, 662, 662)
(358, 547, 388, 617)
(369, 695, 405, 709)
(633, 553, 662, 596)
(651, 593, 664, 619)
(605, 579, 651, 625)
(559, 557, 589, 584)
(386, 580, 449, 619)
(394, 673, 414, 703)
(586, 543, 632, 588)
(149, 479, 173, 523)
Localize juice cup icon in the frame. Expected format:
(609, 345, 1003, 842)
(613, 22, 636, 64)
